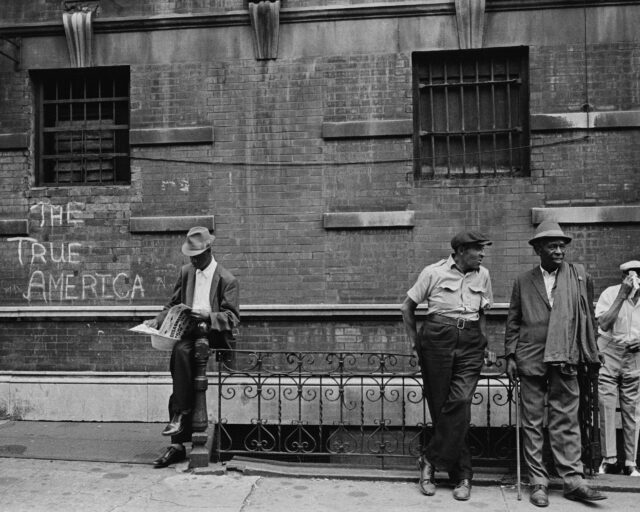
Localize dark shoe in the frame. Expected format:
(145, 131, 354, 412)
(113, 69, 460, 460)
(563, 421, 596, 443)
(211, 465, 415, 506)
(453, 479, 471, 501)
(564, 485, 607, 502)
(162, 413, 185, 436)
(417, 456, 436, 496)
(152, 446, 186, 468)
(624, 465, 640, 477)
(598, 460, 619, 474)
(529, 484, 549, 507)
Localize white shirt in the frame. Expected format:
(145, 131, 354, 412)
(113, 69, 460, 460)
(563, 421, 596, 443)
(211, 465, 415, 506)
(192, 257, 217, 313)
(595, 284, 640, 344)
(540, 267, 557, 307)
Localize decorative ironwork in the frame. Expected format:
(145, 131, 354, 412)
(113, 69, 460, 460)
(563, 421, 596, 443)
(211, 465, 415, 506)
(208, 350, 589, 469)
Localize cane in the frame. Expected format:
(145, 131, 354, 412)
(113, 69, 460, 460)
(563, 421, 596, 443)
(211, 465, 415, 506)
(514, 377, 522, 501)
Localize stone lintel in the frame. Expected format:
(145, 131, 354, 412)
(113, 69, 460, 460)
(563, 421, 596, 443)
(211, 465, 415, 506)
(130, 126, 214, 146)
(0, 133, 29, 150)
(532, 206, 640, 225)
(129, 215, 215, 233)
(322, 120, 412, 139)
(0, 219, 29, 236)
(531, 111, 640, 131)
(323, 211, 415, 229)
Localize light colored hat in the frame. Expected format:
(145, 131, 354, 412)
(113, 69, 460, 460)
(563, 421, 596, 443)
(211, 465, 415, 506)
(181, 226, 215, 256)
(620, 260, 640, 272)
(528, 220, 572, 246)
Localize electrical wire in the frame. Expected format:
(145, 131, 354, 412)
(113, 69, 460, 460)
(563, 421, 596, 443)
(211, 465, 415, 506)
(130, 135, 590, 167)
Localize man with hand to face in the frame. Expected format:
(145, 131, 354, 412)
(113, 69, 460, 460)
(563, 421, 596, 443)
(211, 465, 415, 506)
(144, 226, 239, 468)
(401, 230, 493, 501)
(505, 221, 605, 507)
(596, 260, 640, 477)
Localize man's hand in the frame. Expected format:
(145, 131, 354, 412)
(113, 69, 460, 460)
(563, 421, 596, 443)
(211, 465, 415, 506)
(189, 309, 210, 322)
(144, 318, 159, 329)
(506, 357, 518, 381)
(617, 274, 636, 299)
(627, 340, 640, 353)
(484, 348, 497, 366)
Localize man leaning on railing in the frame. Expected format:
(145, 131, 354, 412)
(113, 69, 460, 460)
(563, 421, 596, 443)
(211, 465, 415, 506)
(401, 230, 494, 502)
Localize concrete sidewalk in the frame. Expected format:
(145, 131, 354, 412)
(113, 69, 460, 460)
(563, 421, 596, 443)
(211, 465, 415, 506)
(0, 420, 638, 512)
(1, 457, 638, 512)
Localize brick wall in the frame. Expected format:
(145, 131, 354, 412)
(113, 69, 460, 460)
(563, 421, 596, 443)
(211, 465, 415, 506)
(1, 5, 639, 373)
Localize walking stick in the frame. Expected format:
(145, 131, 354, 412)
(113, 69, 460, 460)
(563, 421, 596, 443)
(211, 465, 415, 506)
(514, 377, 522, 501)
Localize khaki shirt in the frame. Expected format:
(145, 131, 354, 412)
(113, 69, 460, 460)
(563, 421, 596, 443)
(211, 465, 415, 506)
(407, 255, 493, 320)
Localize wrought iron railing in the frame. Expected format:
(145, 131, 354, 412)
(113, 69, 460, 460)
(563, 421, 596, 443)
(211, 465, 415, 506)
(207, 350, 536, 469)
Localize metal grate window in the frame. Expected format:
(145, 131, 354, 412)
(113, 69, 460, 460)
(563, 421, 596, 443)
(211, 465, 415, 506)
(412, 47, 529, 179)
(32, 66, 130, 186)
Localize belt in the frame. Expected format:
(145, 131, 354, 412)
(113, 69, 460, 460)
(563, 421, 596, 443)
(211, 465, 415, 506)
(426, 313, 480, 330)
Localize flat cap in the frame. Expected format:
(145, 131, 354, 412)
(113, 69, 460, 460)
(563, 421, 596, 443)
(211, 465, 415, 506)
(620, 260, 640, 272)
(450, 230, 492, 250)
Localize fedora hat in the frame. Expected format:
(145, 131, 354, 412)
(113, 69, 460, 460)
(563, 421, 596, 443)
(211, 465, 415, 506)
(181, 226, 215, 256)
(528, 220, 572, 246)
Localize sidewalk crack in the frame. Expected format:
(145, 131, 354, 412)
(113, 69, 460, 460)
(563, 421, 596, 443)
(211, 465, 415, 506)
(239, 476, 262, 511)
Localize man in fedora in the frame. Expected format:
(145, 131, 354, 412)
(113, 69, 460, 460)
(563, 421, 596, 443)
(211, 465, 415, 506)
(505, 220, 605, 506)
(145, 226, 239, 468)
(401, 230, 493, 501)
(596, 260, 640, 477)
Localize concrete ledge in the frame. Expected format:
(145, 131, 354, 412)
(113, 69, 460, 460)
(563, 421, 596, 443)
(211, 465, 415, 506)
(323, 211, 415, 229)
(532, 206, 640, 225)
(129, 215, 215, 233)
(0, 303, 510, 319)
(129, 126, 213, 146)
(531, 110, 640, 131)
(0, 133, 28, 150)
(0, 219, 29, 236)
(322, 120, 412, 139)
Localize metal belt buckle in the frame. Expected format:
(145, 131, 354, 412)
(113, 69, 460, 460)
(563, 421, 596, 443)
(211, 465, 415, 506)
(456, 318, 466, 330)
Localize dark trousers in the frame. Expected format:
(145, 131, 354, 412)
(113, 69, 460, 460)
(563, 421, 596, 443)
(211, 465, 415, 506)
(168, 337, 196, 444)
(417, 319, 486, 480)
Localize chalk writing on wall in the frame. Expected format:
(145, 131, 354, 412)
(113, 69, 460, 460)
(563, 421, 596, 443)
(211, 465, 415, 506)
(8, 201, 145, 303)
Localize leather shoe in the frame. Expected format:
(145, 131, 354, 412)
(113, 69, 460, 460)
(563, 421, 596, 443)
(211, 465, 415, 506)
(152, 446, 186, 468)
(529, 484, 549, 507)
(162, 413, 185, 436)
(564, 485, 607, 502)
(624, 465, 640, 477)
(598, 461, 619, 474)
(417, 456, 436, 496)
(453, 479, 471, 501)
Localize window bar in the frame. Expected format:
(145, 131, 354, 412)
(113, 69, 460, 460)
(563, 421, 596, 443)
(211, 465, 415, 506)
(82, 77, 87, 184)
(490, 58, 498, 174)
(98, 75, 103, 185)
(69, 78, 74, 184)
(459, 61, 467, 176)
(55, 79, 60, 185)
(444, 61, 451, 176)
(111, 76, 116, 184)
(506, 58, 514, 173)
(475, 59, 482, 176)
(428, 63, 436, 177)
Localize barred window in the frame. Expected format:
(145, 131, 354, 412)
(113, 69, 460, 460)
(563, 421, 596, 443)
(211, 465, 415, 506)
(412, 47, 529, 179)
(32, 66, 130, 186)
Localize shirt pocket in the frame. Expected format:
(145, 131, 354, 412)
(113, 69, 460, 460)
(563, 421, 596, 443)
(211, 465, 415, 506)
(467, 284, 488, 309)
